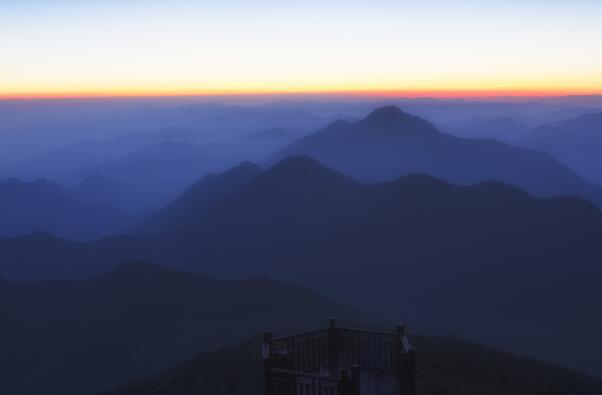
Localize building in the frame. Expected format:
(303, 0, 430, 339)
(263, 318, 416, 395)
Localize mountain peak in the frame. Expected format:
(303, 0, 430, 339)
(366, 106, 407, 121)
(270, 155, 326, 173)
(227, 161, 263, 175)
(329, 119, 352, 129)
(360, 106, 438, 134)
(261, 155, 358, 188)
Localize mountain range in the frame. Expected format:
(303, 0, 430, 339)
(269, 106, 602, 208)
(0, 177, 130, 240)
(1, 155, 602, 377)
(140, 161, 263, 236)
(3, 105, 602, 383)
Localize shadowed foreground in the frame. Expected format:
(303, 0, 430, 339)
(102, 336, 602, 395)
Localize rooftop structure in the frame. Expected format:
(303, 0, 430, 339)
(262, 318, 415, 395)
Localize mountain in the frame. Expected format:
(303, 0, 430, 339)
(0, 178, 130, 240)
(517, 112, 602, 186)
(88, 141, 247, 209)
(140, 161, 263, 235)
(102, 336, 602, 395)
(159, 156, 602, 378)
(269, 106, 602, 207)
(0, 100, 335, 171)
(7, 132, 172, 186)
(2, 157, 602, 377)
(10, 123, 295, 212)
(0, 262, 365, 395)
(0, 232, 148, 280)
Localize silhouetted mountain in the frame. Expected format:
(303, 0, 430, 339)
(89, 141, 248, 209)
(229, 127, 298, 159)
(160, 156, 602, 377)
(0, 262, 364, 395)
(517, 112, 602, 186)
(269, 106, 602, 207)
(0, 100, 336, 171)
(8, 132, 171, 186)
(0, 178, 130, 240)
(0, 231, 149, 280)
(2, 157, 602, 377)
(141, 161, 263, 235)
(102, 336, 602, 395)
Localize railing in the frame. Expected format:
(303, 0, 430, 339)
(263, 318, 416, 395)
(269, 368, 342, 395)
(271, 328, 330, 373)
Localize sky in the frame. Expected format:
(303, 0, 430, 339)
(1, 0, 602, 98)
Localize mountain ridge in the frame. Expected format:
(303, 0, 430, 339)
(1, 158, 602, 378)
(517, 111, 602, 186)
(268, 106, 602, 208)
(0, 177, 130, 241)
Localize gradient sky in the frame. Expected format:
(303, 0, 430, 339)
(2, 0, 602, 97)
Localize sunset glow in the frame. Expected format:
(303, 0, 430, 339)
(2, 0, 602, 98)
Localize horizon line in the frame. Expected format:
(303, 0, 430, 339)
(2, 88, 602, 101)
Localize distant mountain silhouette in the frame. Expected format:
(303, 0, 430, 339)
(88, 141, 248, 209)
(0, 177, 130, 240)
(517, 112, 602, 186)
(2, 157, 602, 377)
(141, 161, 263, 235)
(269, 106, 602, 207)
(7, 131, 177, 186)
(0, 262, 364, 395)
(102, 336, 602, 395)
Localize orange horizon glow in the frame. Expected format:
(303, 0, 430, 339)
(2, 87, 602, 101)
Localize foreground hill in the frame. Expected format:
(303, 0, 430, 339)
(0, 262, 364, 395)
(0, 177, 130, 240)
(517, 112, 602, 186)
(102, 336, 602, 395)
(269, 106, 602, 207)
